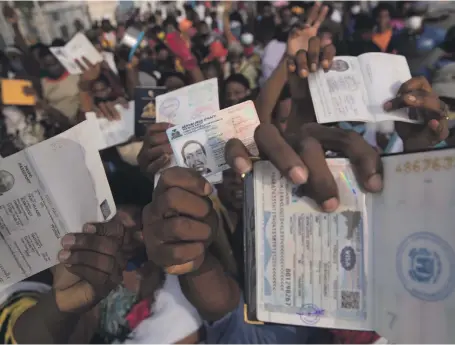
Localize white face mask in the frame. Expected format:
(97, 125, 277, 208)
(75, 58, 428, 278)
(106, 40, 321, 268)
(351, 5, 361, 15)
(405, 16, 423, 30)
(241, 32, 254, 45)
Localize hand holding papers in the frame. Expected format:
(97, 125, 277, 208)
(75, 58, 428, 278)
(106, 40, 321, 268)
(86, 101, 135, 150)
(308, 53, 420, 124)
(50, 33, 103, 75)
(0, 120, 115, 292)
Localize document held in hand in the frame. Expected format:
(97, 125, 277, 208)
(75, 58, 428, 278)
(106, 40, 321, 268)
(308, 53, 420, 124)
(244, 149, 455, 343)
(0, 120, 115, 292)
(155, 78, 222, 185)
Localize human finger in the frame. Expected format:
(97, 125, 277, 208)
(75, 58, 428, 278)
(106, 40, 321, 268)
(145, 131, 169, 147)
(155, 167, 212, 197)
(82, 217, 125, 240)
(107, 102, 121, 120)
(312, 5, 329, 29)
(296, 123, 383, 192)
(74, 59, 86, 72)
(58, 249, 116, 275)
(81, 56, 95, 70)
(137, 145, 172, 175)
(305, 2, 322, 26)
(61, 233, 120, 256)
(320, 43, 336, 71)
(98, 102, 114, 120)
(295, 49, 309, 78)
(255, 123, 308, 185)
(383, 91, 446, 116)
(65, 265, 120, 291)
(225, 138, 253, 175)
(307, 36, 321, 72)
(397, 76, 432, 95)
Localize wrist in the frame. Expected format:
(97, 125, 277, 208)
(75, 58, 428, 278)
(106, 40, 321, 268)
(15, 290, 80, 344)
(78, 79, 92, 92)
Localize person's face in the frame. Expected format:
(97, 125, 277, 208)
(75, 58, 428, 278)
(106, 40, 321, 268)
(217, 169, 244, 210)
(92, 80, 112, 100)
(225, 81, 249, 106)
(280, 8, 293, 26)
(202, 64, 219, 80)
(0, 172, 13, 192)
(377, 9, 391, 29)
(198, 23, 210, 37)
(42, 54, 65, 78)
(263, 5, 273, 18)
(164, 76, 185, 92)
(229, 53, 243, 71)
(331, 60, 348, 72)
(157, 48, 169, 61)
(165, 23, 177, 34)
(183, 143, 207, 172)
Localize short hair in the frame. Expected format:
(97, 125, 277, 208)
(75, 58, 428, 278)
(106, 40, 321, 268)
(372, 3, 394, 19)
(181, 140, 206, 164)
(224, 73, 250, 90)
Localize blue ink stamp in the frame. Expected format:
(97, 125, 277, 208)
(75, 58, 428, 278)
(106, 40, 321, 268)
(159, 98, 180, 119)
(340, 246, 356, 271)
(396, 232, 455, 302)
(298, 304, 324, 325)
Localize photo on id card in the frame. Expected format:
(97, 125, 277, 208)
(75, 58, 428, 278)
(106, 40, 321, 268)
(169, 128, 218, 177)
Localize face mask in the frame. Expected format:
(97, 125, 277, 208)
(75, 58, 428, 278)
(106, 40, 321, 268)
(351, 5, 361, 15)
(241, 33, 254, 46)
(405, 16, 423, 31)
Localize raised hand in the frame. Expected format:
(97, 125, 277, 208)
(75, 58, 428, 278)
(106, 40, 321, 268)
(55, 216, 126, 312)
(75, 56, 101, 82)
(142, 167, 218, 274)
(383, 76, 450, 151)
(225, 123, 383, 212)
(137, 122, 174, 179)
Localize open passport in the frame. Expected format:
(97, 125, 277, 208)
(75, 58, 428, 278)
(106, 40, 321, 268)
(244, 148, 455, 343)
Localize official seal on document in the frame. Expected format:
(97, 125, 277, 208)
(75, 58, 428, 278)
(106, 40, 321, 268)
(396, 232, 455, 301)
(0, 170, 14, 195)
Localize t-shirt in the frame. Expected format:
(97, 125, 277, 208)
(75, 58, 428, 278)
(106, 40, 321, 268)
(41, 73, 80, 123)
(372, 29, 393, 52)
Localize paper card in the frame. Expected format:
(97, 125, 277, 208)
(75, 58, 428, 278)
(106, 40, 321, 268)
(51, 33, 103, 75)
(167, 101, 260, 178)
(134, 86, 167, 137)
(1, 79, 36, 106)
(85, 101, 135, 150)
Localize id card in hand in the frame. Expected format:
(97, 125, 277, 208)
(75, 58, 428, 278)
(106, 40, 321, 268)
(166, 100, 260, 178)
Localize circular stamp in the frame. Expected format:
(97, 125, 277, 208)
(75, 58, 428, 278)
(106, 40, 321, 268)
(396, 232, 455, 302)
(159, 98, 180, 119)
(298, 304, 323, 325)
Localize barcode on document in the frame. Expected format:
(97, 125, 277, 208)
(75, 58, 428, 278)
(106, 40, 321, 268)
(341, 290, 360, 309)
(100, 199, 111, 220)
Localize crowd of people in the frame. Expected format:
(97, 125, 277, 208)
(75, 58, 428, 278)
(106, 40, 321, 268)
(0, 0, 453, 344)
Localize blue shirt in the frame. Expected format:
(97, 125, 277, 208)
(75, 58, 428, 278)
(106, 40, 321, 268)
(204, 296, 316, 344)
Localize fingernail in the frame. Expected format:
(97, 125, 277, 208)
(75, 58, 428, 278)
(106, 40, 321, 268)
(366, 174, 383, 192)
(300, 69, 308, 78)
(288, 166, 308, 184)
(288, 64, 296, 73)
(407, 95, 416, 103)
(58, 250, 71, 262)
(83, 224, 96, 233)
(429, 119, 439, 131)
(321, 60, 329, 69)
(204, 182, 212, 195)
(310, 63, 317, 72)
(61, 234, 75, 247)
(383, 102, 392, 111)
(322, 197, 339, 212)
(234, 157, 252, 175)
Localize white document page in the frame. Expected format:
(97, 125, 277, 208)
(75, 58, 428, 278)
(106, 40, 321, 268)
(86, 101, 135, 150)
(371, 149, 455, 344)
(253, 160, 373, 330)
(155, 78, 222, 185)
(51, 33, 103, 75)
(0, 120, 115, 292)
(308, 53, 419, 124)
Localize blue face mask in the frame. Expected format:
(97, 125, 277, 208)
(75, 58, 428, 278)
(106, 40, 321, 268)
(231, 26, 242, 40)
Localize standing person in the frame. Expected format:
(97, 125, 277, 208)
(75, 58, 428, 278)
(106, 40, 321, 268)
(371, 3, 395, 52)
(387, 4, 446, 77)
(338, 13, 381, 56)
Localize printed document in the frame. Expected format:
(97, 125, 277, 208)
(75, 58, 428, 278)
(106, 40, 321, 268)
(155, 78, 222, 185)
(167, 101, 259, 178)
(86, 101, 135, 150)
(308, 53, 419, 124)
(0, 120, 115, 292)
(50, 33, 103, 75)
(248, 149, 455, 343)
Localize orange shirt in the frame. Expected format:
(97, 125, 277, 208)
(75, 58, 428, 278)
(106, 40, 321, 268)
(372, 29, 393, 52)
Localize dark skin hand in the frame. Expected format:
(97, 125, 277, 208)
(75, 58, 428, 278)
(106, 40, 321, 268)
(137, 122, 174, 180)
(383, 76, 449, 151)
(14, 216, 126, 344)
(142, 167, 218, 274)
